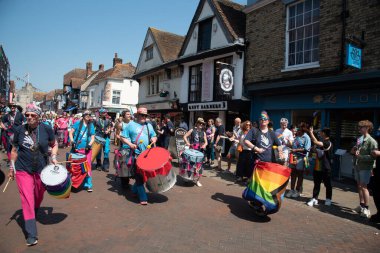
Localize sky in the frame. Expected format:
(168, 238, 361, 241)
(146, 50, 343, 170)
(0, 0, 246, 92)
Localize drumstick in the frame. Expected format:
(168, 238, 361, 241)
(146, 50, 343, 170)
(220, 136, 239, 143)
(3, 177, 12, 193)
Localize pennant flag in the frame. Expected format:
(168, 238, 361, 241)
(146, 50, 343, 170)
(242, 161, 291, 214)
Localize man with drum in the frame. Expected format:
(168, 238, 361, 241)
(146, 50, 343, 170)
(120, 107, 157, 205)
(94, 108, 112, 172)
(1, 102, 25, 165)
(69, 110, 95, 192)
(8, 103, 58, 246)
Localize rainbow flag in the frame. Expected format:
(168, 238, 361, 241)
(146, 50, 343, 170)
(242, 161, 291, 214)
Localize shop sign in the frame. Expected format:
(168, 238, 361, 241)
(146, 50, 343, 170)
(313, 94, 336, 104)
(140, 102, 172, 111)
(346, 44, 362, 69)
(188, 101, 227, 111)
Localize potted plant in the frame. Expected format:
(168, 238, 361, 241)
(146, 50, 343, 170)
(159, 90, 169, 97)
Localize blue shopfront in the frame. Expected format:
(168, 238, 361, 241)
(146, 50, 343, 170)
(249, 88, 380, 179)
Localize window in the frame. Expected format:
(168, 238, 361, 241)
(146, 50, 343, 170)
(147, 74, 160, 95)
(197, 18, 212, 52)
(189, 64, 202, 102)
(145, 46, 153, 61)
(286, 0, 320, 68)
(90, 91, 94, 107)
(112, 90, 121, 104)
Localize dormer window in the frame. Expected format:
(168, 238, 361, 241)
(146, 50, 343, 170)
(197, 18, 212, 52)
(145, 45, 153, 61)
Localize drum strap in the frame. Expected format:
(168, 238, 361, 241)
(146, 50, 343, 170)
(74, 120, 89, 145)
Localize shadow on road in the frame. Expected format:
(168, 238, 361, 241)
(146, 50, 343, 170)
(211, 192, 271, 223)
(286, 194, 380, 229)
(6, 207, 67, 238)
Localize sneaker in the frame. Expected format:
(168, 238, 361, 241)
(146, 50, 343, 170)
(291, 190, 300, 198)
(196, 181, 202, 187)
(307, 198, 318, 207)
(103, 168, 109, 173)
(360, 208, 371, 218)
(26, 237, 38, 246)
(325, 199, 332, 206)
(285, 190, 294, 198)
(96, 166, 102, 171)
(353, 205, 364, 214)
(87, 188, 93, 192)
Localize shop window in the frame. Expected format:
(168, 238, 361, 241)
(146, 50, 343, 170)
(197, 18, 212, 52)
(189, 64, 202, 102)
(285, 0, 320, 69)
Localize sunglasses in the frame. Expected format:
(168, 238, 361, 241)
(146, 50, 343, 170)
(139, 114, 148, 117)
(25, 113, 38, 118)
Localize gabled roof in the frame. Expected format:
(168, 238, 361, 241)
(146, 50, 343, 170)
(45, 89, 63, 100)
(33, 92, 47, 102)
(81, 71, 101, 91)
(179, 0, 245, 56)
(70, 78, 86, 89)
(149, 27, 185, 63)
(63, 68, 87, 88)
(91, 63, 136, 85)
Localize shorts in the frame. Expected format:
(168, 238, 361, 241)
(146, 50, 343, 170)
(228, 145, 239, 159)
(355, 169, 372, 185)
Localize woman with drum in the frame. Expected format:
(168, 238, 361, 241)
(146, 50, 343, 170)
(183, 118, 208, 187)
(69, 110, 95, 192)
(8, 103, 58, 246)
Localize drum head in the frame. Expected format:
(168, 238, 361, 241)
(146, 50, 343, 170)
(183, 149, 204, 158)
(95, 136, 106, 143)
(70, 153, 86, 159)
(41, 165, 68, 186)
(137, 147, 170, 171)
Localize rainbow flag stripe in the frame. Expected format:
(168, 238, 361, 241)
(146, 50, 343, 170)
(243, 161, 291, 214)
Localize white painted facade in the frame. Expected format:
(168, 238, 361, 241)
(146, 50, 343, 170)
(183, 1, 229, 56)
(135, 33, 163, 74)
(86, 78, 139, 113)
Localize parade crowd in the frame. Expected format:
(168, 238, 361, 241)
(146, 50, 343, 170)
(1, 102, 379, 246)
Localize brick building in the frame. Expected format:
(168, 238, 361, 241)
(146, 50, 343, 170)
(244, 0, 380, 178)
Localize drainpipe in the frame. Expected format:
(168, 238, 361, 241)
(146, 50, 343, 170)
(340, 0, 348, 72)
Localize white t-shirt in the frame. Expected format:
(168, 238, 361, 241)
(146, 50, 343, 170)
(275, 127, 294, 160)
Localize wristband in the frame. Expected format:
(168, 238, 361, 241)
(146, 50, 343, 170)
(10, 160, 15, 170)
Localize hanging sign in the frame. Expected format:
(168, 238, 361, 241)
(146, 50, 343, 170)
(346, 43, 362, 69)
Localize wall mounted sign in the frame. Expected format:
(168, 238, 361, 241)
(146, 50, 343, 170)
(188, 101, 227, 111)
(346, 43, 362, 69)
(219, 68, 234, 93)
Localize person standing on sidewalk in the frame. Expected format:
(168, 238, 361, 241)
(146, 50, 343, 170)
(162, 114, 174, 149)
(370, 127, 380, 223)
(8, 103, 58, 246)
(286, 122, 311, 199)
(235, 120, 253, 182)
(307, 127, 333, 207)
(69, 110, 95, 192)
(121, 107, 157, 205)
(275, 118, 294, 167)
(226, 118, 241, 172)
(213, 118, 225, 171)
(1, 102, 25, 164)
(94, 108, 112, 172)
(351, 120, 377, 218)
(205, 119, 216, 166)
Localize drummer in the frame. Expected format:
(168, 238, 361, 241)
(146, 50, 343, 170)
(69, 110, 95, 192)
(120, 107, 157, 205)
(8, 103, 58, 246)
(94, 108, 113, 172)
(183, 117, 208, 187)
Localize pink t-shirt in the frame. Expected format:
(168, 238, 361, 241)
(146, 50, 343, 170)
(56, 118, 69, 129)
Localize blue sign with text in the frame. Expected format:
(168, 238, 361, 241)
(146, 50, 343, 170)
(346, 44, 362, 69)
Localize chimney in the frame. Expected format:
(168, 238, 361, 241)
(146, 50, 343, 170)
(113, 53, 122, 67)
(9, 80, 15, 93)
(99, 64, 104, 71)
(86, 61, 93, 77)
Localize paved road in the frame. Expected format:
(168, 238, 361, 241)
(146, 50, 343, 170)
(0, 146, 379, 253)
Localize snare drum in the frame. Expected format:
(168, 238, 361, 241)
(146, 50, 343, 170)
(136, 147, 175, 193)
(67, 153, 89, 188)
(91, 136, 106, 162)
(41, 164, 72, 199)
(179, 149, 204, 182)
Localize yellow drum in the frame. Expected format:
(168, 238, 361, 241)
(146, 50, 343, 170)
(91, 136, 105, 162)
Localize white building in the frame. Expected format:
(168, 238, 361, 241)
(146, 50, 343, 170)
(178, 0, 249, 129)
(134, 27, 185, 123)
(86, 54, 138, 118)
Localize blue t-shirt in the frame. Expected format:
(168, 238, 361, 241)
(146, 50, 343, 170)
(72, 120, 95, 149)
(121, 121, 156, 155)
(120, 122, 130, 149)
(13, 123, 55, 173)
(292, 133, 311, 157)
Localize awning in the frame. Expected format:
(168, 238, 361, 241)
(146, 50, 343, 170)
(65, 106, 77, 112)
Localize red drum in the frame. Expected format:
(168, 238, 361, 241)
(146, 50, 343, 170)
(66, 153, 90, 188)
(136, 147, 175, 193)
